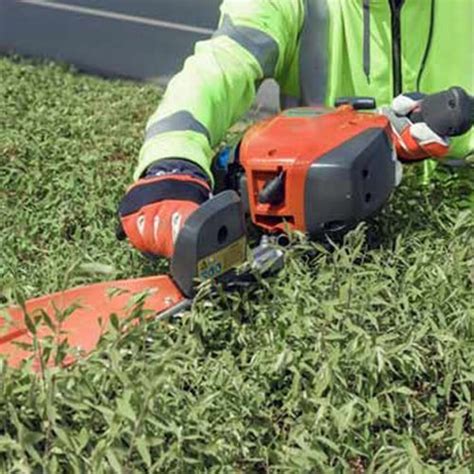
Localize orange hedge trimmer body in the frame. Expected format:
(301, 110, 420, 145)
(238, 105, 396, 238)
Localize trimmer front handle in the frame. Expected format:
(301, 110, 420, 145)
(409, 86, 474, 137)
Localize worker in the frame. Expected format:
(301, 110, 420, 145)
(118, 0, 473, 257)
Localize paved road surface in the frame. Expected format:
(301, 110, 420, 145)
(0, 0, 278, 108)
(0, 0, 218, 80)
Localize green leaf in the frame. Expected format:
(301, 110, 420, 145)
(23, 311, 37, 335)
(136, 436, 151, 468)
(116, 397, 136, 422)
(452, 411, 464, 440)
(315, 436, 340, 453)
(105, 449, 123, 474)
(77, 427, 89, 452)
(79, 262, 117, 276)
(110, 313, 120, 331)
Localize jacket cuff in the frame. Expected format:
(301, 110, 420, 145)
(144, 158, 212, 187)
(134, 132, 215, 186)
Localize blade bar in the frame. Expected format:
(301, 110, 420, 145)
(0, 275, 186, 370)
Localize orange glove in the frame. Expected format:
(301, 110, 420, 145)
(118, 160, 211, 258)
(383, 93, 450, 162)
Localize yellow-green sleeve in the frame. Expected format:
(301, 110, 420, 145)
(134, 0, 304, 182)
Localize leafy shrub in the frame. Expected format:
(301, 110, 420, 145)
(0, 57, 473, 472)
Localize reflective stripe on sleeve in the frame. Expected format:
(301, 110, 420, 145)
(145, 111, 211, 143)
(212, 14, 279, 78)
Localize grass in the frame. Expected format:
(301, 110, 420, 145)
(0, 56, 473, 473)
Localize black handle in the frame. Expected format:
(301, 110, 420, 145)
(409, 87, 474, 137)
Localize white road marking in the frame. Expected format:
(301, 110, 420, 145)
(16, 0, 214, 35)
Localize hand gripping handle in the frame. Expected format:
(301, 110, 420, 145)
(409, 86, 474, 137)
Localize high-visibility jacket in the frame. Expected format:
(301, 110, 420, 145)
(136, 0, 474, 182)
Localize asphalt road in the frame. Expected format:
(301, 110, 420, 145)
(0, 0, 220, 80)
(0, 0, 279, 108)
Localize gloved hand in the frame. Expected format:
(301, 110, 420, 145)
(118, 159, 211, 258)
(383, 92, 450, 162)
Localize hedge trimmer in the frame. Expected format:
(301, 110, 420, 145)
(1, 87, 472, 370)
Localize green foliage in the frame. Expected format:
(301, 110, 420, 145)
(0, 56, 163, 298)
(0, 57, 473, 472)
